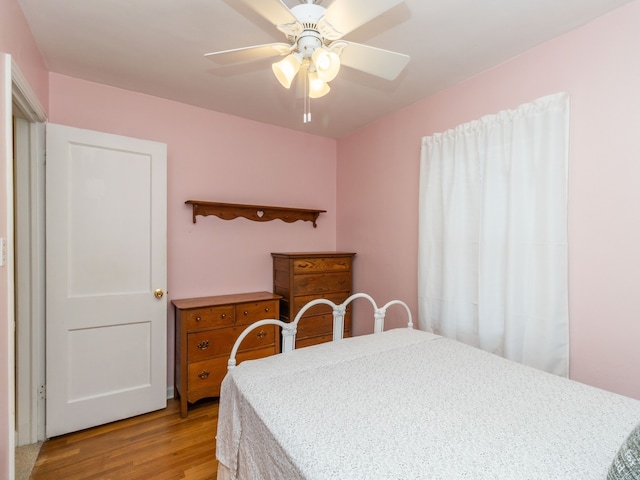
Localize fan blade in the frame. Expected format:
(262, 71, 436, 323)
(336, 42, 409, 81)
(205, 43, 292, 65)
(238, 0, 299, 29)
(319, 0, 403, 40)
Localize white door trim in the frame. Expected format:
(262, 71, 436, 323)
(11, 58, 47, 447)
(14, 117, 46, 445)
(11, 59, 47, 123)
(1, 52, 16, 480)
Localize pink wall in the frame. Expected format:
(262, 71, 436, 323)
(0, 0, 48, 476)
(337, 0, 640, 399)
(48, 74, 338, 389)
(0, 0, 49, 110)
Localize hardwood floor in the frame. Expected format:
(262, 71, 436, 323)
(30, 398, 220, 480)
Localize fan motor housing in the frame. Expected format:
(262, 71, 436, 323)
(291, 3, 326, 58)
(297, 31, 322, 58)
(291, 3, 325, 25)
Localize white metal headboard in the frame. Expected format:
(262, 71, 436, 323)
(227, 293, 413, 370)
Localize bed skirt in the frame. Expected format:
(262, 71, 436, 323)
(217, 463, 231, 480)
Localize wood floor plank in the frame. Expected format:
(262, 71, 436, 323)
(30, 398, 219, 480)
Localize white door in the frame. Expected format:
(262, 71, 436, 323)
(46, 124, 167, 437)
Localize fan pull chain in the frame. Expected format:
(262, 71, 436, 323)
(303, 72, 311, 123)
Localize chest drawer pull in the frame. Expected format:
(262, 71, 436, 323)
(195, 316, 201, 322)
(264, 306, 270, 313)
(197, 340, 210, 350)
(197, 370, 211, 379)
(257, 330, 267, 339)
(243, 310, 249, 316)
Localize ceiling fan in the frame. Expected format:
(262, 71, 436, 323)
(205, 0, 410, 121)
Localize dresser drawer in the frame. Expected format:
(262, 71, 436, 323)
(297, 312, 353, 339)
(187, 356, 228, 396)
(295, 331, 352, 349)
(183, 305, 235, 331)
(187, 324, 277, 362)
(187, 347, 278, 392)
(297, 313, 333, 338)
(187, 330, 222, 362)
(293, 257, 352, 273)
(235, 300, 278, 326)
(293, 272, 351, 295)
(292, 291, 351, 316)
(186, 346, 279, 402)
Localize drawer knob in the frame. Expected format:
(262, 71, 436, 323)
(264, 307, 270, 313)
(243, 310, 249, 316)
(197, 340, 210, 350)
(221, 313, 227, 319)
(195, 316, 201, 322)
(257, 330, 267, 339)
(197, 370, 210, 379)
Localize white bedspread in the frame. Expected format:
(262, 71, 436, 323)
(216, 328, 640, 479)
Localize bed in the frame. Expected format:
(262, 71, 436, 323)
(216, 294, 640, 479)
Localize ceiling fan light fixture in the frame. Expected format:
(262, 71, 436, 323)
(308, 71, 330, 99)
(312, 48, 340, 82)
(272, 53, 302, 89)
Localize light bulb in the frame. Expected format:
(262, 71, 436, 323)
(311, 48, 340, 83)
(308, 72, 330, 99)
(272, 54, 301, 89)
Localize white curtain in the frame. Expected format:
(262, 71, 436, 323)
(418, 93, 569, 376)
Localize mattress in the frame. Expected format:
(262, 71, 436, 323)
(216, 328, 640, 479)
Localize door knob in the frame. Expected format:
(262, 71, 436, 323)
(154, 289, 164, 299)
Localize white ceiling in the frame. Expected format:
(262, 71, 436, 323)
(18, 0, 632, 139)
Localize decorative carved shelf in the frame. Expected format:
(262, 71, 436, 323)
(185, 200, 326, 228)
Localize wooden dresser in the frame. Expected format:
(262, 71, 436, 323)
(172, 291, 281, 418)
(272, 252, 356, 349)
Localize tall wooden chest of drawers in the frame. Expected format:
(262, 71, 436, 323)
(272, 252, 356, 349)
(172, 291, 281, 418)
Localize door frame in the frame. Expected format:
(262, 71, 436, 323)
(12, 59, 47, 446)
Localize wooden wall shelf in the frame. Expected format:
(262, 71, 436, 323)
(185, 201, 326, 228)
